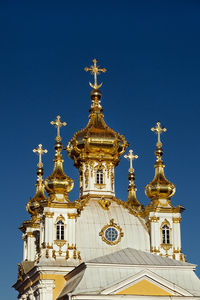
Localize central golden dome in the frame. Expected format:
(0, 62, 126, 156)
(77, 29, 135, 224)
(67, 88, 128, 167)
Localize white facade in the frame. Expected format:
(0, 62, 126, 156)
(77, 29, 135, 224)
(81, 161, 115, 196)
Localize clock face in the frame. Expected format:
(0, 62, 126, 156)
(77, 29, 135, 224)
(104, 227, 119, 242)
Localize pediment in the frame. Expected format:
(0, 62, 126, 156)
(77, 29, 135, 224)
(102, 269, 192, 296)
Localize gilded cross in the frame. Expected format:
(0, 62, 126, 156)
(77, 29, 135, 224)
(84, 59, 106, 89)
(50, 115, 67, 141)
(151, 121, 167, 146)
(124, 149, 138, 171)
(33, 144, 48, 168)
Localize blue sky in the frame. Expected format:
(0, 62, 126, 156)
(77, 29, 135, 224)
(1, 1, 200, 299)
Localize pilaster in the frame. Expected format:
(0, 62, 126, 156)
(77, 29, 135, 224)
(26, 231, 36, 261)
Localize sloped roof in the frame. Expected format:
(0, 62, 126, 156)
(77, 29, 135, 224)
(87, 248, 195, 267)
(58, 248, 200, 300)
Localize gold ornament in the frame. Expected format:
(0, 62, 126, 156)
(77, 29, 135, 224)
(145, 122, 175, 202)
(84, 58, 106, 89)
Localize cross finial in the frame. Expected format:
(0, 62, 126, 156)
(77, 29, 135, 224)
(33, 144, 48, 168)
(50, 115, 67, 142)
(84, 59, 107, 89)
(124, 149, 138, 172)
(151, 121, 167, 147)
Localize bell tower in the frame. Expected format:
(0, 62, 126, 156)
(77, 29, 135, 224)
(67, 59, 128, 198)
(145, 122, 185, 261)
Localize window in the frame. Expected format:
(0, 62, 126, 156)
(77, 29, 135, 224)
(162, 224, 170, 244)
(56, 220, 64, 240)
(96, 170, 103, 184)
(105, 227, 119, 242)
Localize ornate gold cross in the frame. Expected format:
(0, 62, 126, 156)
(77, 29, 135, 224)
(84, 59, 106, 89)
(151, 121, 167, 146)
(33, 144, 48, 168)
(50, 115, 67, 141)
(124, 149, 138, 171)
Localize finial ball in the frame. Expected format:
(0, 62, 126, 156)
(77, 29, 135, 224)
(90, 89, 102, 100)
(54, 141, 63, 151)
(37, 167, 44, 176)
(155, 147, 163, 157)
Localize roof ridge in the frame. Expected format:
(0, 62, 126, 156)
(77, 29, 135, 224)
(87, 247, 194, 267)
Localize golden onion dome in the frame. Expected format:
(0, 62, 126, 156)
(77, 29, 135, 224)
(67, 59, 128, 167)
(45, 141, 74, 197)
(145, 122, 175, 201)
(27, 168, 47, 216)
(45, 116, 74, 200)
(67, 88, 128, 167)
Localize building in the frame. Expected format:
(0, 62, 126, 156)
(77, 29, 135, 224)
(13, 59, 200, 300)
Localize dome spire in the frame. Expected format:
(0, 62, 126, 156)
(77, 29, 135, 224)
(151, 121, 167, 148)
(26, 144, 47, 218)
(45, 116, 74, 200)
(50, 115, 67, 142)
(84, 58, 107, 90)
(84, 59, 107, 114)
(124, 149, 141, 209)
(145, 122, 175, 203)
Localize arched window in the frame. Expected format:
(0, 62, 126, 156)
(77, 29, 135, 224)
(56, 220, 64, 240)
(162, 224, 170, 244)
(96, 169, 103, 184)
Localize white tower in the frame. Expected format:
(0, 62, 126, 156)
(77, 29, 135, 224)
(145, 122, 185, 261)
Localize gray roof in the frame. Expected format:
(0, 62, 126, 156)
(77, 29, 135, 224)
(58, 248, 200, 299)
(87, 248, 195, 267)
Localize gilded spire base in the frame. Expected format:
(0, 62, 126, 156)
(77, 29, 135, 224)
(27, 145, 48, 221)
(145, 123, 176, 205)
(126, 170, 142, 210)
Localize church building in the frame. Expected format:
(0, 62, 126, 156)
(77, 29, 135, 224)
(13, 59, 200, 300)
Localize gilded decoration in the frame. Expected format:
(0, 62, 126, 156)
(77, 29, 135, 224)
(99, 219, 124, 245)
(27, 232, 34, 237)
(111, 170, 114, 190)
(52, 250, 56, 260)
(98, 197, 111, 210)
(84, 163, 89, 188)
(68, 213, 78, 219)
(17, 263, 25, 282)
(161, 218, 170, 227)
(66, 59, 128, 169)
(89, 161, 94, 177)
(150, 247, 160, 253)
(145, 122, 176, 203)
(44, 212, 54, 218)
(173, 217, 181, 223)
(45, 116, 74, 200)
(77, 251, 81, 260)
(45, 249, 49, 258)
(94, 183, 106, 189)
(149, 216, 160, 222)
(161, 243, 172, 250)
(55, 214, 65, 222)
(124, 149, 142, 210)
(26, 144, 47, 222)
(54, 240, 66, 248)
(77, 194, 142, 217)
(65, 249, 69, 260)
